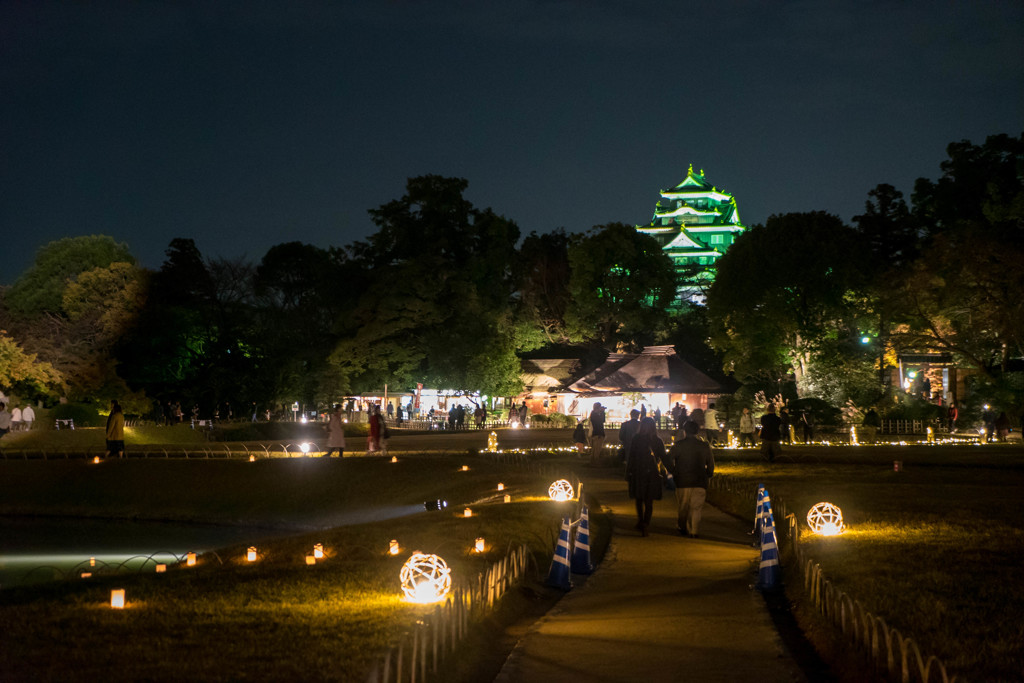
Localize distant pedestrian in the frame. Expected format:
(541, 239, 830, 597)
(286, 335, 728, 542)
(572, 420, 588, 454)
(368, 405, 383, 454)
(759, 405, 782, 463)
(0, 402, 11, 437)
(326, 404, 346, 457)
(106, 400, 125, 458)
(21, 403, 35, 431)
(704, 403, 720, 446)
(625, 417, 666, 536)
(518, 402, 528, 427)
(653, 407, 662, 428)
(862, 408, 880, 444)
(995, 412, 1011, 442)
(779, 408, 792, 444)
(618, 409, 641, 463)
(589, 402, 607, 463)
(665, 420, 715, 537)
(739, 407, 757, 447)
(10, 405, 23, 432)
(801, 410, 814, 443)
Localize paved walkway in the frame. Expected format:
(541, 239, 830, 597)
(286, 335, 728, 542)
(495, 469, 806, 683)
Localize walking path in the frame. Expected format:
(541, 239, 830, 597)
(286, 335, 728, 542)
(496, 469, 806, 683)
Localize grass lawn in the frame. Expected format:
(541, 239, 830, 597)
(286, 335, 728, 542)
(0, 452, 603, 682)
(709, 444, 1024, 682)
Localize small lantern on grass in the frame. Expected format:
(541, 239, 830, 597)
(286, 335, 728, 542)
(305, 555, 316, 566)
(807, 502, 845, 536)
(460, 465, 469, 471)
(246, 546, 258, 562)
(111, 589, 126, 609)
(313, 543, 324, 559)
(463, 507, 473, 518)
(89, 557, 96, 567)
(81, 572, 92, 579)
(474, 537, 485, 553)
(548, 479, 575, 502)
(389, 539, 400, 555)
(487, 431, 498, 452)
(391, 455, 398, 463)
(186, 552, 197, 566)
(503, 494, 511, 503)
(93, 456, 100, 464)
(249, 455, 256, 462)
(497, 482, 504, 491)
(400, 552, 452, 604)
(155, 564, 166, 573)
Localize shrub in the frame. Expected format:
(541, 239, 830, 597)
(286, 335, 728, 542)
(49, 403, 102, 428)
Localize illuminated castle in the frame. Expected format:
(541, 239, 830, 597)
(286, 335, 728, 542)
(636, 165, 745, 301)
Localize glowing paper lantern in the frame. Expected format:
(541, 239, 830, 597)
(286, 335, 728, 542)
(806, 502, 845, 536)
(463, 507, 473, 517)
(305, 555, 316, 565)
(93, 456, 100, 464)
(186, 552, 197, 567)
(247, 546, 258, 562)
(503, 494, 511, 503)
(89, 557, 96, 567)
(155, 564, 166, 573)
(399, 553, 452, 604)
(249, 455, 256, 462)
(300, 442, 311, 455)
(81, 572, 92, 579)
(487, 431, 498, 452)
(548, 479, 575, 502)
(391, 456, 398, 463)
(313, 543, 324, 559)
(111, 589, 125, 609)
(497, 482, 505, 491)
(927, 427, 934, 443)
(475, 537, 485, 553)
(389, 539, 400, 555)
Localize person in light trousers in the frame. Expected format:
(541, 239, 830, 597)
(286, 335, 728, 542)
(664, 420, 715, 537)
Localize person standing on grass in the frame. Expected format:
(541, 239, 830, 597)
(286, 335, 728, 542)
(625, 417, 666, 536)
(368, 404, 382, 454)
(572, 419, 589, 454)
(665, 420, 715, 538)
(739, 407, 757, 447)
(21, 403, 35, 431)
(704, 403, 720, 446)
(326, 404, 346, 457)
(106, 400, 125, 458)
(759, 404, 782, 463)
(589, 402, 607, 463)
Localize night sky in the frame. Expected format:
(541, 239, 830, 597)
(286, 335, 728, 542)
(3, 1, 1022, 284)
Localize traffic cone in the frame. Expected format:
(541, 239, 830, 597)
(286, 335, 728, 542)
(571, 505, 593, 575)
(756, 511, 781, 591)
(751, 483, 765, 537)
(757, 489, 774, 545)
(545, 516, 573, 590)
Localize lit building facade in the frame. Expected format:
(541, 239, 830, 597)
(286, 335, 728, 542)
(636, 165, 745, 302)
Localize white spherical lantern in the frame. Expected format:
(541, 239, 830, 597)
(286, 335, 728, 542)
(400, 552, 452, 604)
(806, 502, 845, 536)
(548, 479, 575, 502)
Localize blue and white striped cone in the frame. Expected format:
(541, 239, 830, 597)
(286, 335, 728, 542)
(752, 484, 765, 537)
(571, 505, 593, 575)
(758, 491, 774, 545)
(756, 512, 781, 591)
(545, 516, 573, 590)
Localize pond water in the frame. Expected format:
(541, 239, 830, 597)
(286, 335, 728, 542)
(0, 517, 293, 588)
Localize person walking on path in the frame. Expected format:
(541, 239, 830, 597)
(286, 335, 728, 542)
(589, 402, 607, 464)
(704, 403, 720, 446)
(759, 404, 782, 463)
(106, 400, 125, 458)
(664, 420, 715, 537)
(779, 407, 792, 444)
(10, 405, 22, 432)
(625, 417, 666, 536)
(739, 407, 756, 447)
(800, 410, 814, 443)
(325, 404, 346, 457)
(618, 408, 641, 463)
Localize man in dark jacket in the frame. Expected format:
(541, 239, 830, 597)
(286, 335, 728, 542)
(618, 409, 641, 462)
(664, 421, 715, 537)
(759, 404, 782, 463)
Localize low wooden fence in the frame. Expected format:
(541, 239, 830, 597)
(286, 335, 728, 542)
(365, 545, 531, 683)
(709, 475, 958, 683)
